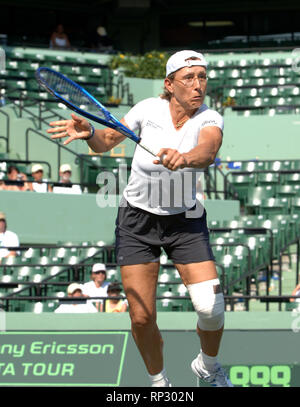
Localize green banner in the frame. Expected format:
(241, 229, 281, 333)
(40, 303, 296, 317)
(0, 332, 128, 386)
(0, 330, 299, 387)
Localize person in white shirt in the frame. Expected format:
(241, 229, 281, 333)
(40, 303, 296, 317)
(52, 163, 82, 195)
(54, 283, 98, 313)
(47, 50, 232, 387)
(50, 24, 71, 50)
(290, 283, 300, 308)
(0, 211, 20, 261)
(29, 164, 52, 193)
(82, 263, 110, 310)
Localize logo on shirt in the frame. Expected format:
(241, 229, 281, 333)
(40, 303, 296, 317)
(145, 120, 163, 130)
(202, 119, 217, 126)
(202, 120, 217, 126)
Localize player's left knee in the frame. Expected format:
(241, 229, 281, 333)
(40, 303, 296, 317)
(187, 278, 225, 331)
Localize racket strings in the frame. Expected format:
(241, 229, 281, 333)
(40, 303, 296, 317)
(39, 69, 109, 122)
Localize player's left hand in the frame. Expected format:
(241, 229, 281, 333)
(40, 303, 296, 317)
(153, 148, 188, 171)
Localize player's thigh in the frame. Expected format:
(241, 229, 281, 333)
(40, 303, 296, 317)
(174, 260, 218, 286)
(121, 262, 160, 323)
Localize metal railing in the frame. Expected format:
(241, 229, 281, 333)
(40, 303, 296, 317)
(24, 127, 117, 186)
(0, 292, 299, 313)
(0, 108, 10, 153)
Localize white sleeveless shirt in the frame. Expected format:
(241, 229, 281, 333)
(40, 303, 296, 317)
(123, 97, 223, 215)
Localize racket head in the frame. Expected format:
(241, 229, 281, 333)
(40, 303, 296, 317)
(35, 67, 140, 142)
(35, 67, 113, 121)
(35, 67, 157, 157)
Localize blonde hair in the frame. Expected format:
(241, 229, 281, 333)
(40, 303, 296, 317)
(160, 72, 175, 101)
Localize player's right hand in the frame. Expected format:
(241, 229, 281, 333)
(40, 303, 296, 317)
(47, 113, 92, 145)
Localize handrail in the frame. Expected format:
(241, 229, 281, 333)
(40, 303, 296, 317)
(17, 98, 66, 129)
(1, 294, 299, 314)
(207, 164, 239, 200)
(1, 294, 298, 301)
(0, 108, 10, 153)
(24, 127, 110, 184)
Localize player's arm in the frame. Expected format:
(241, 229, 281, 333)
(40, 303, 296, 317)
(87, 121, 128, 153)
(155, 126, 222, 171)
(47, 113, 127, 153)
(183, 126, 223, 168)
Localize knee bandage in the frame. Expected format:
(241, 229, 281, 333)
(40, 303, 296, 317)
(187, 278, 224, 331)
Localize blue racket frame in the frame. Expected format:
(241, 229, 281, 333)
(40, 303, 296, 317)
(35, 67, 157, 157)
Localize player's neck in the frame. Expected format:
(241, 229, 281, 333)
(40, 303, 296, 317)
(169, 100, 196, 129)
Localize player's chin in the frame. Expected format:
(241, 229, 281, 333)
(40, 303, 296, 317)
(190, 97, 203, 108)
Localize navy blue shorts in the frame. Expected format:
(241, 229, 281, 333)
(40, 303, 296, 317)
(115, 199, 215, 266)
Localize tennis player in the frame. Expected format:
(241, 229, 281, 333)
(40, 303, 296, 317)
(47, 50, 233, 387)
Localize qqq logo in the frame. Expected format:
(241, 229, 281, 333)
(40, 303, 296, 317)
(230, 365, 291, 387)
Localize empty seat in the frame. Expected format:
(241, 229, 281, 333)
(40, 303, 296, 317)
(257, 173, 280, 186)
(259, 197, 290, 215)
(291, 197, 300, 215)
(246, 186, 275, 212)
(230, 173, 256, 202)
(275, 185, 297, 199)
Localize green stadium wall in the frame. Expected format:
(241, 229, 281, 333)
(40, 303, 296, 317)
(220, 114, 300, 161)
(0, 191, 239, 244)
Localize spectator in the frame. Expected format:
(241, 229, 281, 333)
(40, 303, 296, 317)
(0, 211, 20, 262)
(50, 24, 71, 50)
(95, 26, 113, 51)
(52, 164, 82, 194)
(54, 283, 98, 313)
(3, 165, 30, 191)
(29, 164, 52, 193)
(82, 263, 110, 310)
(290, 283, 300, 306)
(102, 282, 128, 313)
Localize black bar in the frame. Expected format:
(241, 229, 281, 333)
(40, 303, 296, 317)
(0, 108, 10, 153)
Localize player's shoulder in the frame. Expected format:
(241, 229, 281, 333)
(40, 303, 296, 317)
(194, 104, 223, 126)
(198, 104, 223, 119)
(133, 97, 166, 110)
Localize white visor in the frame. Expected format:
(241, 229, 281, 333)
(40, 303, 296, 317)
(166, 50, 208, 77)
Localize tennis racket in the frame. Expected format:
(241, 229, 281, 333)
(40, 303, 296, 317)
(35, 67, 157, 157)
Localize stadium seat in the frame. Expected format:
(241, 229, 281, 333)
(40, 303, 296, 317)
(229, 173, 256, 202)
(275, 185, 297, 199)
(259, 197, 290, 215)
(291, 197, 300, 215)
(257, 172, 280, 186)
(245, 186, 275, 213)
(269, 161, 291, 173)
